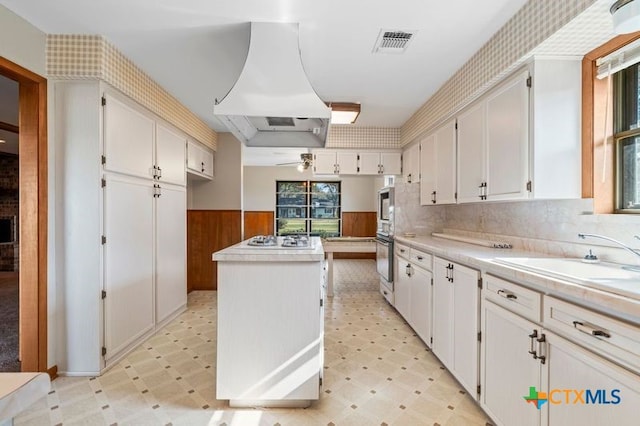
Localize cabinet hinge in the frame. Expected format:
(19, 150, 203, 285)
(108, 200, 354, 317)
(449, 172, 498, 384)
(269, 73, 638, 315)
(477, 385, 481, 395)
(101, 155, 106, 165)
(101, 290, 106, 299)
(477, 331, 482, 342)
(526, 76, 532, 88)
(478, 277, 483, 289)
(101, 178, 106, 188)
(455, 121, 458, 130)
(319, 377, 323, 387)
(101, 96, 106, 106)
(455, 192, 458, 200)
(357, 154, 360, 160)
(320, 298, 323, 307)
(101, 235, 106, 245)
(526, 180, 532, 192)
(357, 167, 360, 172)
(430, 278, 433, 286)
(430, 337, 433, 345)
(101, 346, 107, 356)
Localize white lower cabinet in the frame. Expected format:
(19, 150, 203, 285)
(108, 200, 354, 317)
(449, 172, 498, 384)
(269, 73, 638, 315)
(394, 245, 432, 345)
(432, 257, 480, 396)
(481, 300, 542, 426)
(481, 277, 640, 426)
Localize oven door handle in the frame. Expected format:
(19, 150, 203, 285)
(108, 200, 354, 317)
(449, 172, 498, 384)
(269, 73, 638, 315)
(376, 239, 390, 247)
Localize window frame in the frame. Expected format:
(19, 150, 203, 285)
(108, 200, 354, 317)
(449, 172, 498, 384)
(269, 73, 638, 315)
(582, 32, 640, 214)
(275, 180, 342, 237)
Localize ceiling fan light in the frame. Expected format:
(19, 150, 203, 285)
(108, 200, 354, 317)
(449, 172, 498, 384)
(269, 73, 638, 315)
(611, 0, 640, 34)
(329, 102, 361, 124)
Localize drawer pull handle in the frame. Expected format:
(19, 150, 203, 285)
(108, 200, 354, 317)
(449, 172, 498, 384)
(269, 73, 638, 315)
(400, 249, 406, 253)
(497, 289, 517, 300)
(417, 256, 424, 260)
(572, 321, 611, 338)
(528, 330, 538, 358)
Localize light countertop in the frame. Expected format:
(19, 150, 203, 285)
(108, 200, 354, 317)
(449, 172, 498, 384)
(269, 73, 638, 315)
(395, 235, 640, 323)
(212, 236, 324, 262)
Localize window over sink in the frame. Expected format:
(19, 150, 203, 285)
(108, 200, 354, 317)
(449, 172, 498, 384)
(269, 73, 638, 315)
(275, 180, 341, 237)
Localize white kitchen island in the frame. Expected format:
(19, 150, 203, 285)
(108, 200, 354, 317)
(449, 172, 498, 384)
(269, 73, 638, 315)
(212, 237, 325, 408)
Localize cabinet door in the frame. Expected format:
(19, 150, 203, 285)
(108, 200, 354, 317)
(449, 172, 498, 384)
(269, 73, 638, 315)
(336, 151, 358, 174)
(451, 261, 480, 395)
(313, 151, 337, 174)
(410, 265, 432, 346)
(156, 123, 186, 186)
(481, 300, 541, 426)
(359, 152, 381, 175)
(457, 102, 486, 203)
(542, 331, 640, 426)
(380, 152, 402, 175)
(486, 70, 530, 200)
(394, 257, 412, 322)
(103, 174, 154, 361)
(202, 148, 214, 177)
(403, 144, 420, 183)
(432, 257, 454, 368)
(103, 94, 155, 180)
(186, 140, 203, 172)
(434, 120, 457, 205)
(156, 184, 187, 324)
(419, 134, 436, 205)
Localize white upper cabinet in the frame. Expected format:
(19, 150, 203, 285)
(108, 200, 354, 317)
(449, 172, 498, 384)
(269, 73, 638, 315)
(485, 69, 530, 201)
(402, 143, 420, 183)
(156, 123, 186, 186)
(380, 152, 402, 175)
(312, 150, 402, 175)
(187, 140, 215, 179)
(103, 94, 155, 179)
(313, 151, 338, 174)
(359, 152, 381, 174)
(457, 102, 487, 203)
(336, 151, 358, 174)
(420, 119, 457, 205)
(455, 58, 581, 203)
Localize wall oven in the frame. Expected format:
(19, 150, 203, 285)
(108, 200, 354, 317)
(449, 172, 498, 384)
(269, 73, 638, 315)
(376, 233, 393, 283)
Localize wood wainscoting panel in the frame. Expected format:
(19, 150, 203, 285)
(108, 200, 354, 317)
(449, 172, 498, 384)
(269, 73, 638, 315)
(338, 212, 377, 259)
(244, 211, 274, 238)
(187, 210, 242, 291)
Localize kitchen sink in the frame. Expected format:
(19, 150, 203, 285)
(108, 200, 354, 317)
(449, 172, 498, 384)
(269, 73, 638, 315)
(492, 257, 640, 299)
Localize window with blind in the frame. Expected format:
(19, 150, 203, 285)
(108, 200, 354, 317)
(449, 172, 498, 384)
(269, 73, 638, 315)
(276, 181, 341, 237)
(597, 37, 640, 211)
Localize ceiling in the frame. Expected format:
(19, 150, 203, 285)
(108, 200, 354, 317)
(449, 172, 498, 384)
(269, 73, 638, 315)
(1, 0, 528, 140)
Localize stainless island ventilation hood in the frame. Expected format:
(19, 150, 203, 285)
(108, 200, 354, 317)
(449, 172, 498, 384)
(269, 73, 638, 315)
(214, 22, 331, 148)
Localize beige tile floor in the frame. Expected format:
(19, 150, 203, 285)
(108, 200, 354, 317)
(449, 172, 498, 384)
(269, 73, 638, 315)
(15, 260, 492, 425)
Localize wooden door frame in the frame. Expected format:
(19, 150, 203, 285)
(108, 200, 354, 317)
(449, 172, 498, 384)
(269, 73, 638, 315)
(0, 56, 48, 372)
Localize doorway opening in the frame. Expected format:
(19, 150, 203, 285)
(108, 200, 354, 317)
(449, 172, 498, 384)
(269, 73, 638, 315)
(0, 56, 48, 373)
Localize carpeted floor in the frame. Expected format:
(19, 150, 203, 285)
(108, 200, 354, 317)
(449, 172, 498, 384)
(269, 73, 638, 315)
(0, 271, 20, 372)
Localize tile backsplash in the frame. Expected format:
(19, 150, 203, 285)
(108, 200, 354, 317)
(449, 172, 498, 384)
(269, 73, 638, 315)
(394, 181, 640, 265)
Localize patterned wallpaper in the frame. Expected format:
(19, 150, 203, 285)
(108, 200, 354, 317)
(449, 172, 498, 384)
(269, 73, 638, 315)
(400, 0, 603, 146)
(46, 35, 217, 150)
(326, 126, 400, 149)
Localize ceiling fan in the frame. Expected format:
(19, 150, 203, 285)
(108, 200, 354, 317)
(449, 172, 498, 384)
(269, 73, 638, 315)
(277, 153, 313, 172)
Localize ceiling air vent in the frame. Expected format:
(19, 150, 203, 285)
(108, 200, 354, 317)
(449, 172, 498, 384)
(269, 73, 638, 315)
(373, 29, 415, 54)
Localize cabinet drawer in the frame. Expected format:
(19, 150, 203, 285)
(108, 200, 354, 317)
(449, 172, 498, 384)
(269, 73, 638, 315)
(544, 296, 640, 374)
(395, 243, 410, 259)
(410, 249, 432, 271)
(380, 280, 394, 304)
(484, 274, 542, 322)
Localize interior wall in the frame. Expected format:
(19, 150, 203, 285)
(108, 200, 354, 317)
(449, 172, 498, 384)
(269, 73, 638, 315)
(243, 166, 377, 212)
(188, 133, 242, 210)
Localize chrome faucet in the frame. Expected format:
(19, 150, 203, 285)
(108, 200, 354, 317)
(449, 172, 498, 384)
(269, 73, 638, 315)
(578, 233, 640, 261)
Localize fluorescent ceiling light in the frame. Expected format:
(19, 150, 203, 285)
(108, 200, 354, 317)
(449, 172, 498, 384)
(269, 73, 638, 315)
(329, 102, 361, 124)
(611, 0, 640, 34)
